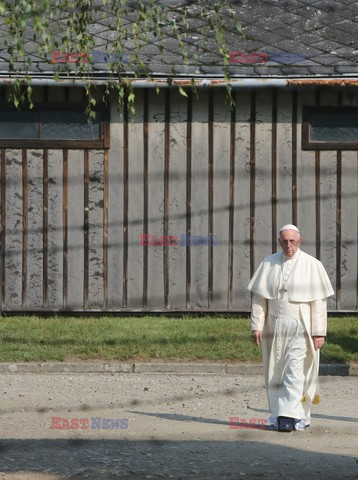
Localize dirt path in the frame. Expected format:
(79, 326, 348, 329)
(0, 372, 357, 479)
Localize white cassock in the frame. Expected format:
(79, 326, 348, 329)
(247, 248, 334, 429)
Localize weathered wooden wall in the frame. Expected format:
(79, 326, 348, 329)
(0, 86, 357, 312)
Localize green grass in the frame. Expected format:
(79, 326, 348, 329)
(0, 315, 356, 363)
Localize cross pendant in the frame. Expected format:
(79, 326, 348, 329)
(279, 286, 287, 299)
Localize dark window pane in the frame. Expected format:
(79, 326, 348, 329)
(311, 113, 358, 142)
(40, 111, 101, 140)
(0, 110, 37, 138)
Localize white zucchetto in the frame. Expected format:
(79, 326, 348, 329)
(279, 224, 300, 234)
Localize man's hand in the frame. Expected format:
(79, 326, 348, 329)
(312, 336, 325, 350)
(251, 330, 262, 347)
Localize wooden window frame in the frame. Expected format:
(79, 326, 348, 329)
(0, 102, 110, 149)
(302, 105, 358, 150)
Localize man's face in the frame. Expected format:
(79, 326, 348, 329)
(279, 229, 301, 257)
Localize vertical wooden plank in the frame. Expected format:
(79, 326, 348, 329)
(228, 92, 236, 308)
(83, 149, 89, 309)
(249, 91, 256, 278)
(292, 90, 298, 225)
(315, 89, 321, 260)
(88, 149, 104, 308)
(232, 90, 251, 311)
(122, 101, 128, 308)
(212, 89, 231, 309)
(336, 148, 342, 309)
(47, 150, 63, 308)
(168, 89, 187, 309)
(336, 91, 343, 309)
(26, 150, 43, 307)
(276, 90, 293, 230)
(208, 90, 214, 308)
(127, 90, 144, 308)
(0, 149, 6, 307)
(186, 91, 192, 308)
(43, 149, 49, 308)
(103, 148, 109, 309)
(255, 89, 272, 267)
(315, 151, 321, 260)
(191, 90, 209, 308)
(296, 88, 316, 258)
(22, 149, 28, 307)
(147, 89, 165, 309)
(63, 149, 68, 309)
(319, 88, 338, 310)
(67, 150, 84, 309)
(340, 89, 357, 310)
(163, 89, 170, 309)
(143, 90, 149, 308)
(5, 150, 22, 308)
(271, 89, 277, 253)
(107, 98, 123, 308)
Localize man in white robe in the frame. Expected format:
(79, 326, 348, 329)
(247, 224, 334, 432)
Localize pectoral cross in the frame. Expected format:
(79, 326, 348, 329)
(279, 286, 287, 299)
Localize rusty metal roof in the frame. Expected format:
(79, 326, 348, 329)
(0, 0, 358, 81)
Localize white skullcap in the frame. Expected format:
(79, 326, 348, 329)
(279, 224, 300, 234)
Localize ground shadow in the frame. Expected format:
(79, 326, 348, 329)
(127, 410, 274, 430)
(0, 438, 356, 479)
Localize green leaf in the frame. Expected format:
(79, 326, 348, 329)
(178, 86, 188, 97)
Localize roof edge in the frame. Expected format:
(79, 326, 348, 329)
(1, 75, 358, 88)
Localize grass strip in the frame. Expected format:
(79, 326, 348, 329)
(0, 315, 356, 363)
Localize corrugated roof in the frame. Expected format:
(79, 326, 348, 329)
(0, 0, 357, 81)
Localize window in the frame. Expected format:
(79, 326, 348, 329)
(302, 106, 358, 150)
(0, 103, 109, 148)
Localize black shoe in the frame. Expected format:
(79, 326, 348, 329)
(278, 416, 296, 432)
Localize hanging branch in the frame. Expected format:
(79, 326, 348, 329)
(0, 0, 243, 116)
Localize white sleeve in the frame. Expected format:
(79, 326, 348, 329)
(251, 293, 267, 332)
(311, 298, 328, 336)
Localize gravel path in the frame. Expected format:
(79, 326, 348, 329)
(0, 372, 357, 479)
